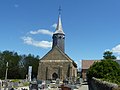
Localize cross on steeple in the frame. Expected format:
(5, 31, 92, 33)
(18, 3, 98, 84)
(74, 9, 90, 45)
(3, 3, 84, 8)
(54, 6, 64, 34)
(58, 6, 62, 15)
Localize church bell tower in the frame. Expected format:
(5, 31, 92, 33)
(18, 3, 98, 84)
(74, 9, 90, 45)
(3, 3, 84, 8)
(37, 7, 77, 81)
(52, 8, 65, 52)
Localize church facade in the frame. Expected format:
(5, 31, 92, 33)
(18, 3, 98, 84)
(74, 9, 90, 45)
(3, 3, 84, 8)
(37, 12, 77, 81)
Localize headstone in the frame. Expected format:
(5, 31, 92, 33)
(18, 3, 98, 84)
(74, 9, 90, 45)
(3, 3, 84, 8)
(28, 66, 32, 82)
(4, 81, 8, 90)
(0, 79, 2, 90)
(7, 81, 12, 90)
(56, 79, 60, 84)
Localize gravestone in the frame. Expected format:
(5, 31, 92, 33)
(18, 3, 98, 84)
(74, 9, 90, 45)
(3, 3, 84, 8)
(0, 79, 2, 90)
(56, 79, 60, 84)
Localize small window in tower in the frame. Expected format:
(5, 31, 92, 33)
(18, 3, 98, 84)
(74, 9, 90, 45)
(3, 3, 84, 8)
(59, 36, 62, 39)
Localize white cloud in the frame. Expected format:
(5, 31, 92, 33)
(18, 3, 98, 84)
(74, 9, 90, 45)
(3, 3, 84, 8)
(112, 44, 120, 54)
(105, 49, 110, 51)
(52, 23, 57, 29)
(22, 36, 52, 48)
(30, 29, 53, 36)
(117, 56, 120, 60)
(22, 24, 55, 49)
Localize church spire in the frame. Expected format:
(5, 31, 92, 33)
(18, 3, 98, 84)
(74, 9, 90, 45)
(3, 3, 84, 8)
(54, 6, 64, 34)
(52, 7, 65, 52)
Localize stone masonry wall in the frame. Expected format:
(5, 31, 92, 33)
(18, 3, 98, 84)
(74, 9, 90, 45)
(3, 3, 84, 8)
(37, 61, 72, 80)
(88, 77, 118, 90)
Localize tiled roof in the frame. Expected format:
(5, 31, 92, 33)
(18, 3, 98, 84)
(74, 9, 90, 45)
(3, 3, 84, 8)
(116, 60, 120, 65)
(82, 60, 100, 69)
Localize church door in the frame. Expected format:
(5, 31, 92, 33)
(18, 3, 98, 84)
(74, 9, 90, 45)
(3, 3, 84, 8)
(52, 73, 58, 80)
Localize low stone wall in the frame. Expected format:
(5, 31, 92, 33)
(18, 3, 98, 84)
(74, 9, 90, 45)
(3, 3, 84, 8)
(88, 77, 119, 90)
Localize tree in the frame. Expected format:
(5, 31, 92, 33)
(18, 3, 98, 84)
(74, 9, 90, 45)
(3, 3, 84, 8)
(0, 50, 21, 79)
(87, 51, 120, 84)
(0, 50, 40, 79)
(87, 59, 120, 84)
(103, 51, 116, 60)
(20, 54, 39, 79)
(0, 51, 6, 79)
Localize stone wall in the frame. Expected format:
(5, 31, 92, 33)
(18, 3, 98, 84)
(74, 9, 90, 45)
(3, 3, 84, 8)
(37, 61, 75, 80)
(88, 77, 119, 90)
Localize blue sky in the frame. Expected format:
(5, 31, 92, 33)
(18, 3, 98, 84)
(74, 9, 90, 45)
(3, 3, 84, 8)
(0, 0, 120, 68)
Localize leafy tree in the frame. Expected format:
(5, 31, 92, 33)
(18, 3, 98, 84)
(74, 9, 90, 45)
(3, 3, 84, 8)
(0, 50, 39, 79)
(103, 51, 116, 60)
(0, 51, 21, 79)
(20, 54, 39, 79)
(0, 52, 6, 79)
(87, 59, 120, 84)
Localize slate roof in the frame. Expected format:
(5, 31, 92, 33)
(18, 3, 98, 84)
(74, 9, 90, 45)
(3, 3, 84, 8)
(82, 60, 100, 69)
(54, 14, 64, 34)
(40, 46, 77, 67)
(41, 46, 72, 61)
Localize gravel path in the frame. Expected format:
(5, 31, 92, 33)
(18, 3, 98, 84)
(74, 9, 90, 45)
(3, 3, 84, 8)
(78, 84, 88, 90)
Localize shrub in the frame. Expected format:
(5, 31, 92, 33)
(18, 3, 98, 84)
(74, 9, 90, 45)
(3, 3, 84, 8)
(87, 59, 120, 84)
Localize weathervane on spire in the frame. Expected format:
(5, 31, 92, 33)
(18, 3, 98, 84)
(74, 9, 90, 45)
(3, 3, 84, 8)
(58, 6, 62, 15)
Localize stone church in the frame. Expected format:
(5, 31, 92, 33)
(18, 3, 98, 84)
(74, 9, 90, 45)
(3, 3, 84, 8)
(37, 11, 77, 81)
